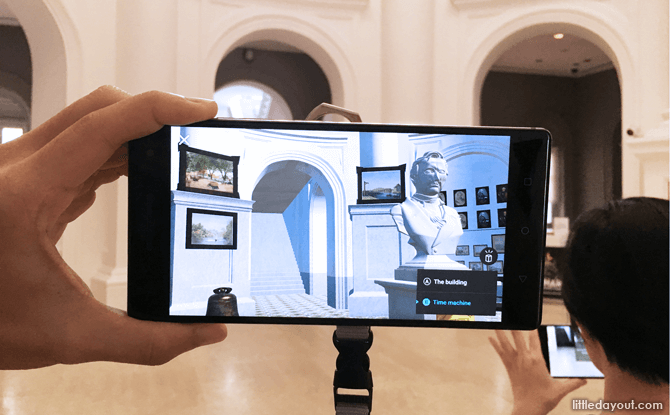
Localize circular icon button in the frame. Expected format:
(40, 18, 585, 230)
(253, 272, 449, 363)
(422, 298, 430, 306)
(480, 247, 498, 266)
(423, 277, 432, 286)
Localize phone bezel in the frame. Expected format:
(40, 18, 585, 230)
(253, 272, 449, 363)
(128, 119, 550, 330)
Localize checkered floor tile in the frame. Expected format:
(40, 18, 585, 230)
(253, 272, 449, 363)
(252, 294, 350, 318)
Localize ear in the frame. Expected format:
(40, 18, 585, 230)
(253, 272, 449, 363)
(576, 322, 610, 375)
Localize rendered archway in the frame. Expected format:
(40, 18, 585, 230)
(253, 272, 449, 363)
(247, 151, 350, 309)
(202, 14, 356, 112)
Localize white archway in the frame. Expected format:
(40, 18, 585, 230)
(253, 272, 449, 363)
(248, 150, 349, 308)
(463, 8, 634, 130)
(5, 0, 82, 126)
(201, 13, 357, 113)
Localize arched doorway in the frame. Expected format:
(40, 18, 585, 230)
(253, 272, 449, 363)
(249, 159, 346, 316)
(214, 42, 331, 120)
(0, 18, 31, 142)
(480, 30, 622, 223)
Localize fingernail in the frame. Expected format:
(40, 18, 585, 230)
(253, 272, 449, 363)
(186, 97, 216, 105)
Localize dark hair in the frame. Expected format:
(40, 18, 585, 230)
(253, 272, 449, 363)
(562, 197, 669, 384)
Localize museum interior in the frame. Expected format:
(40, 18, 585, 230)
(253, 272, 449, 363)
(0, 0, 667, 413)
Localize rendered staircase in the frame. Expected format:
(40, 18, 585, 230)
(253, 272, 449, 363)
(250, 213, 306, 296)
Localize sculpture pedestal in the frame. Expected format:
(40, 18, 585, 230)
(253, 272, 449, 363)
(375, 255, 468, 320)
(375, 276, 433, 320)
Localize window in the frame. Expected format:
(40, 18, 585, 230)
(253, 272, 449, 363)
(214, 81, 293, 120)
(1, 126, 23, 143)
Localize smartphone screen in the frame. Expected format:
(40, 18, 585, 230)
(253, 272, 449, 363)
(540, 325, 604, 378)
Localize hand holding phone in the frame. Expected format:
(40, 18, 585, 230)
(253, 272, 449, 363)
(489, 330, 587, 415)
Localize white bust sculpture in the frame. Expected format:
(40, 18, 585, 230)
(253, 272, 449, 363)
(390, 151, 468, 270)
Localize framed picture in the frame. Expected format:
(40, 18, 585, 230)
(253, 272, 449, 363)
(186, 208, 237, 249)
(496, 184, 508, 203)
(456, 245, 470, 256)
(498, 208, 507, 227)
(477, 210, 492, 229)
(473, 244, 488, 257)
(178, 144, 239, 198)
(456, 260, 466, 266)
(453, 189, 467, 207)
(357, 165, 406, 204)
(439, 190, 447, 205)
(469, 261, 483, 271)
(458, 212, 468, 229)
(491, 234, 505, 253)
(475, 186, 490, 205)
(488, 261, 504, 274)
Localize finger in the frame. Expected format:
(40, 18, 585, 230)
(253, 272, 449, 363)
(529, 329, 543, 353)
(64, 307, 228, 366)
(511, 330, 529, 354)
(556, 378, 588, 397)
(488, 335, 504, 357)
(16, 86, 131, 156)
(27, 91, 217, 191)
(494, 330, 515, 355)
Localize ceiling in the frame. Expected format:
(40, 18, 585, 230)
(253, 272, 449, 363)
(492, 33, 613, 78)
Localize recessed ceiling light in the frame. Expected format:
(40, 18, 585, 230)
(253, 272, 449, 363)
(553, 33, 564, 40)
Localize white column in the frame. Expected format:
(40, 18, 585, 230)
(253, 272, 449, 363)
(115, 0, 179, 94)
(381, 0, 435, 124)
(359, 132, 399, 167)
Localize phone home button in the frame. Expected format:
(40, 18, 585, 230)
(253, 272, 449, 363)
(521, 227, 530, 235)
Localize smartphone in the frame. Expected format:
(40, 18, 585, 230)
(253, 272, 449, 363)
(538, 325, 604, 378)
(128, 119, 550, 329)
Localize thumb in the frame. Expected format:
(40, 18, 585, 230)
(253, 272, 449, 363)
(556, 378, 588, 397)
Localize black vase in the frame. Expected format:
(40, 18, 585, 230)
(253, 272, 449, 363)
(205, 287, 239, 317)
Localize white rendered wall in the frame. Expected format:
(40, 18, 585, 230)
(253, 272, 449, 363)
(8, 0, 668, 307)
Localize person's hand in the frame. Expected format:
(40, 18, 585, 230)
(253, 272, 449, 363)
(0, 86, 227, 369)
(489, 330, 587, 415)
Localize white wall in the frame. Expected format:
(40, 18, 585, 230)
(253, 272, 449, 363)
(6, 0, 668, 307)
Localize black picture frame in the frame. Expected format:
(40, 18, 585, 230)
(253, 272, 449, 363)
(185, 208, 237, 249)
(178, 144, 240, 198)
(477, 209, 492, 229)
(458, 212, 468, 229)
(455, 245, 470, 256)
(473, 244, 488, 257)
(496, 184, 508, 203)
(439, 190, 447, 205)
(498, 208, 507, 227)
(453, 189, 467, 207)
(356, 165, 406, 204)
(491, 234, 505, 254)
(475, 186, 490, 205)
(488, 260, 504, 274)
(469, 261, 483, 271)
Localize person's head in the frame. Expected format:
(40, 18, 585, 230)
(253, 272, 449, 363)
(410, 151, 448, 196)
(562, 197, 669, 385)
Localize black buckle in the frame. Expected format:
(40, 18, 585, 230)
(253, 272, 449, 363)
(333, 327, 373, 414)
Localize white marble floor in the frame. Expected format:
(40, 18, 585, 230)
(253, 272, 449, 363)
(0, 300, 605, 414)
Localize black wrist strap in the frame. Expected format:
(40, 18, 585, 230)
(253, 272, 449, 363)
(333, 326, 373, 415)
